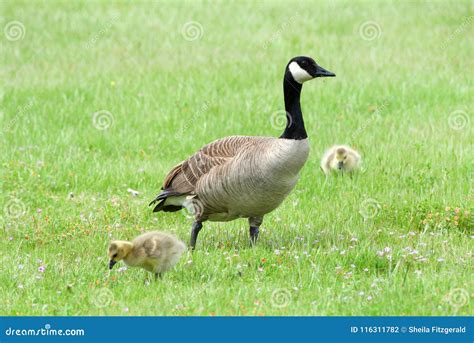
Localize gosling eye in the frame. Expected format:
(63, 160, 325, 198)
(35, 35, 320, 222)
(344, 156, 347, 160)
(112, 253, 118, 259)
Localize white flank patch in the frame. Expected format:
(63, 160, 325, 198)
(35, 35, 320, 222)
(288, 61, 312, 83)
(163, 195, 187, 206)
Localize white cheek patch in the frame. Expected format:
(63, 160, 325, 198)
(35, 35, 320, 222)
(288, 61, 313, 83)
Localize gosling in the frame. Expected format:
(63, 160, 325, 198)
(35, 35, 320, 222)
(108, 231, 186, 279)
(320, 145, 361, 175)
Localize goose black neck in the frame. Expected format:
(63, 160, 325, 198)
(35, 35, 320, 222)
(280, 74, 307, 140)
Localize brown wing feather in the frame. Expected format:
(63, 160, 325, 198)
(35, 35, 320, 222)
(163, 136, 258, 194)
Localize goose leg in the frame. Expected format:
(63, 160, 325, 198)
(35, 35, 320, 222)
(249, 217, 263, 246)
(189, 221, 203, 250)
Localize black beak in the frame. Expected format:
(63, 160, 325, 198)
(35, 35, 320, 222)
(313, 65, 336, 78)
(109, 260, 117, 270)
(337, 161, 344, 170)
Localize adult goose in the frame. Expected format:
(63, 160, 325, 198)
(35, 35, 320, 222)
(150, 56, 335, 249)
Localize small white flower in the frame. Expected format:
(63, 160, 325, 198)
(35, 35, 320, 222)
(367, 295, 373, 301)
(358, 291, 365, 296)
(383, 247, 391, 253)
(274, 249, 281, 255)
(437, 258, 445, 262)
(127, 188, 140, 197)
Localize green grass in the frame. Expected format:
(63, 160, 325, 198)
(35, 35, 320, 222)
(1, 0, 473, 316)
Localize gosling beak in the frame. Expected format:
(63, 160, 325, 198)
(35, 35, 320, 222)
(109, 260, 117, 270)
(337, 161, 344, 170)
(313, 64, 336, 78)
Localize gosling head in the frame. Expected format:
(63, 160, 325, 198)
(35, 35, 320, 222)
(335, 147, 348, 170)
(286, 56, 336, 84)
(108, 241, 133, 270)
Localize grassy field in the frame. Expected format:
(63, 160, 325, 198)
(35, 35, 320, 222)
(1, 0, 472, 316)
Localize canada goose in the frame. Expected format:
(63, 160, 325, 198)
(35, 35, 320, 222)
(320, 145, 361, 175)
(108, 231, 186, 279)
(150, 56, 335, 249)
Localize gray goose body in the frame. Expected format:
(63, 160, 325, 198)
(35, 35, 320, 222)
(150, 56, 335, 249)
(188, 136, 308, 222)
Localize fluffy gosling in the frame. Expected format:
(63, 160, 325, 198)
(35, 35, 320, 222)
(108, 231, 186, 279)
(321, 145, 361, 175)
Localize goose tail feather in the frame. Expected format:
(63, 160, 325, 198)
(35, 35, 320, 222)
(149, 189, 186, 213)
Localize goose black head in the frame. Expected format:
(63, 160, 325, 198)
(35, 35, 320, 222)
(286, 56, 335, 84)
